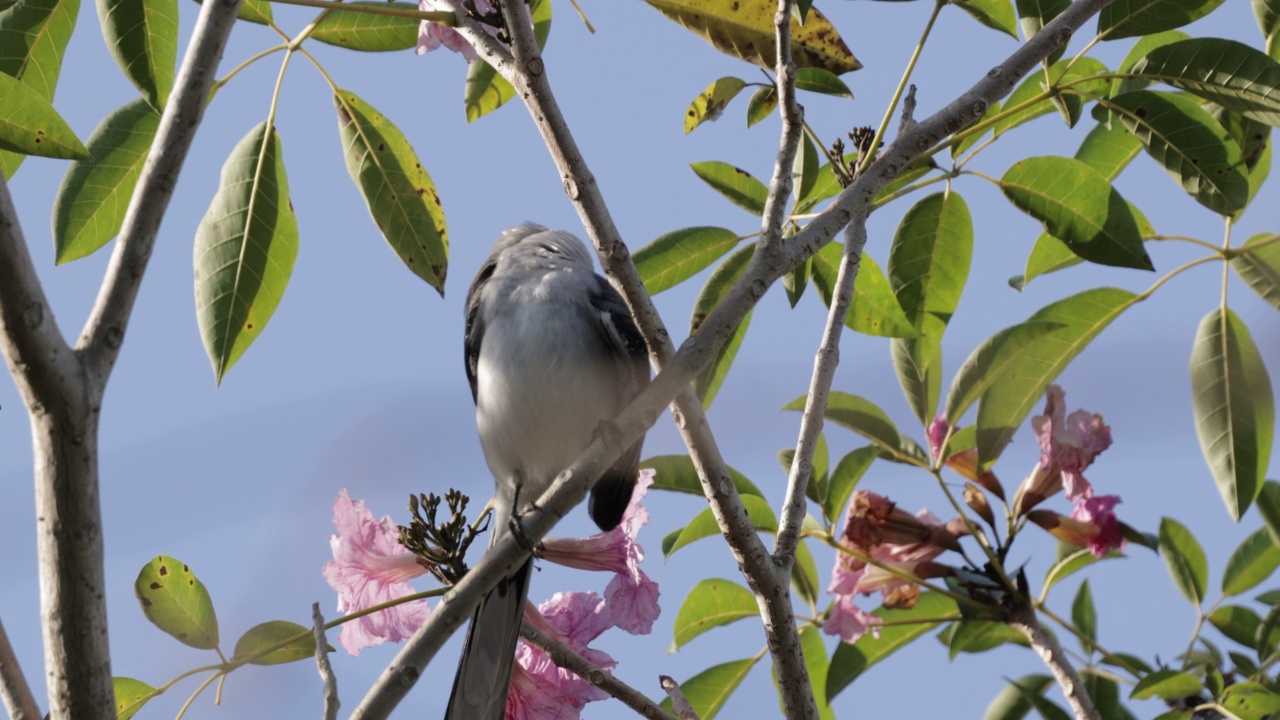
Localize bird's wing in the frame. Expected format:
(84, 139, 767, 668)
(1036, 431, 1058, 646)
(463, 258, 499, 404)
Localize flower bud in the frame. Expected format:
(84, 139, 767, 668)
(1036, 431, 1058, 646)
(963, 482, 995, 525)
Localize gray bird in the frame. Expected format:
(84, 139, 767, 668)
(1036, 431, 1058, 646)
(447, 224, 649, 720)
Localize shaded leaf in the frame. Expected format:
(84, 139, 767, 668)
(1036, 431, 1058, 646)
(793, 131, 819, 206)
(795, 66, 853, 97)
(642, 454, 764, 497)
(1072, 579, 1097, 652)
(1000, 155, 1151, 270)
(1130, 669, 1204, 700)
(335, 89, 448, 293)
(994, 58, 1110, 137)
(663, 495, 777, 558)
(945, 320, 1064, 424)
(691, 244, 754, 408)
(892, 324, 943, 426)
(1232, 234, 1280, 311)
(635, 226, 739, 295)
(828, 592, 957, 698)
(134, 555, 219, 649)
(983, 674, 1053, 720)
(97, 0, 177, 109)
(1257, 480, 1280, 545)
(824, 445, 877, 522)
(1189, 308, 1274, 520)
(1130, 38, 1280, 126)
(672, 578, 759, 649)
(309, 2, 419, 51)
(952, 99, 1001, 159)
(685, 76, 747, 134)
(793, 538, 822, 609)
(1111, 30, 1192, 97)
(192, 0, 271, 23)
(746, 85, 776, 127)
(1159, 517, 1209, 606)
(232, 620, 321, 665)
(52, 98, 159, 263)
(786, 391, 926, 464)
(643, 0, 860, 74)
(194, 122, 298, 383)
(794, 626, 834, 719)
(940, 620, 1028, 657)
(1098, 0, 1227, 39)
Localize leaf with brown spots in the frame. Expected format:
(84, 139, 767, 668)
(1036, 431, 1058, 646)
(133, 555, 220, 650)
(335, 89, 448, 294)
(643, 0, 860, 75)
(0, 71, 89, 161)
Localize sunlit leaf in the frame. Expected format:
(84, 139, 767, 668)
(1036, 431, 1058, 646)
(888, 192, 973, 327)
(1110, 30, 1191, 97)
(892, 324, 943, 426)
(1209, 604, 1263, 646)
(1098, 0, 1227, 39)
(691, 245, 754, 408)
(335, 89, 448, 293)
(1258, 481, 1280, 545)
(309, 2, 419, 51)
(946, 320, 1064, 424)
(1189, 308, 1274, 520)
(663, 495, 777, 558)
(672, 578, 760, 649)
(1222, 681, 1280, 720)
(685, 76, 747, 134)
(793, 131, 820, 207)
(97, 0, 177, 109)
(824, 445, 877, 522)
(793, 626, 834, 719)
(953, 0, 1018, 38)
(828, 593, 958, 698)
(194, 122, 298, 383)
(192, 0, 271, 23)
(795, 66, 853, 97)
(1159, 517, 1209, 607)
(810, 242, 918, 339)
(1130, 38, 1280, 126)
(993, 58, 1110, 137)
(0, 0, 80, 177)
(0, 71, 88, 160)
(52, 98, 159, 263)
(642, 0, 860, 74)
(746, 85, 776, 127)
(940, 620, 1028, 657)
(635, 226, 740, 294)
(1072, 579, 1097, 653)
(134, 555, 219, 649)
(642, 454, 763, 497)
(691, 160, 768, 214)
(660, 658, 757, 720)
(1130, 669, 1204, 700)
(1223, 528, 1280, 596)
(232, 620, 322, 665)
(786, 391, 926, 464)
(113, 677, 157, 720)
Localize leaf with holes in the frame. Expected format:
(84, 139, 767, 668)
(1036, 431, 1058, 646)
(642, 0, 860, 74)
(336, 89, 448, 293)
(134, 555, 219, 649)
(1190, 308, 1274, 520)
(194, 122, 298, 383)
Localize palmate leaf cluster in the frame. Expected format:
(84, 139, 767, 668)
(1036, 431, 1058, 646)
(2, 0, 1279, 717)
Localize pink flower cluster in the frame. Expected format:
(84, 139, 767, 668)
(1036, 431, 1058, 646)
(416, 0, 496, 63)
(322, 470, 660, 719)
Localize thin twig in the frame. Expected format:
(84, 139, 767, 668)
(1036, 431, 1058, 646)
(659, 675, 700, 720)
(0, 617, 40, 720)
(775, 219, 868, 559)
(757, 0, 802, 251)
(1008, 605, 1101, 720)
(312, 604, 339, 720)
(520, 623, 679, 720)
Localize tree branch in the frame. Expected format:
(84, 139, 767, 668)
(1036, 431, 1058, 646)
(520, 623, 680, 720)
(1009, 606, 1101, 720)
(0, 617, 40, 720)
(775, 219, 868, 559)
(77, 0, 246, 385)
(312, 604, 340, 720)
(757, 0, 802, 251)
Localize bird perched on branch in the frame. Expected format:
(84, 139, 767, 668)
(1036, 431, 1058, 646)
(448, 224, 650, 720)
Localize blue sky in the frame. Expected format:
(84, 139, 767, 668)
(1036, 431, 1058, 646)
(2, 0, 1278, 718)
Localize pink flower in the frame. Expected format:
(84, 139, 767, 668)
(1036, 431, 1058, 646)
(1014, 386, 1112, 514)
(416, 0, 495, 63)
(322, 490, 431, 655)
(1070, 494, 1124, 558)
(823, 594, 880, 644)
(541, 469, 660, 634)
(508, 593, 617, 720)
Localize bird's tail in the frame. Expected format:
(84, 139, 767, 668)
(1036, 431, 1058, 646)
(445, 559, 533, 720)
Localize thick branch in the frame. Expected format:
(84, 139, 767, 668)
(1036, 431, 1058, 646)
(1009, 606, 1100, 720)
(775, 219, 868, 558)
(77, 0, 245, 385)
(0, 617, 40, 720)
(520, 623, 679, 720)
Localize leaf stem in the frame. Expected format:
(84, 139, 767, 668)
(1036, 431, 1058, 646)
(213, 43, 288, 94)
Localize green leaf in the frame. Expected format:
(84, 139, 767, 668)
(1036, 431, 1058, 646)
(1224, 528, 1280, 596)
(888, 192, 973, 328)
(1189, 308, 1275, 520)
(1258, 603, 1280, 658)
(690, 244, 753, 408)
(746, 85, 776, 127)
(335, 89, 448, 294)
(691, 160, 768, 214)
(192, 0, 271, 23)
(0, 71, 88, 160)
(792, 538, 821, 609)
(785, 391, 926, 465)
(1100, 91, 1249, 215)
(642, 0, 861, 74)
(52, 98, 159, 263)
(635, 226, 740, 295)
(797, 152, 858, 214)
(952, 0, 1018, 38)
(1131, 669, 1204, 700)
(663, 495, 777, 557)
(660, 658, 757, 720)
(685, 76, 747, 134)
(983, 674, 1053, 720)
(134, 555, 219, 649)
(642, 454, 764, 497)
(97, 0, 176, 109)
(975, 288, 1138, 466)
(1159, 517, 1209, 607)
(1130, 39, 1280, 127)
(1015, 0, 1067, 42)
(0, 0, 80, 177)
(783, 254, 808, 308)
(793, 131, 819, 206)
(944, 320, 1064, 424)
(795, 66, 853, 97)
(794, 626, 834, 719)
(308, 2, 419, 51)
(1072, 579, 1097, 652)
(1222, 681, 1280, 720)
(827, 592, 957, 698)
(1098, 0, 1227, 39)
(993, 58, 1110, 137)
(1208, 604, 1263, 647)
(1043, 547, 1115, 598)
(940, 620, 1028, 657)
(231, 620, 322, 665)
(1000, 156, 1152, 270)
(1111, 30, 1191, 97)
(193, 122, 298, 383)
(672, 578, 760, 649)
(461, 0, 548, 121)
(1232, 234, 1280, 311)
(1257, 480, 1280, 545)
(823, 446, 877, 522)
(891, 325, 943, 426)
(810, 242, 918, 339)
(113, 677, 157, 720)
